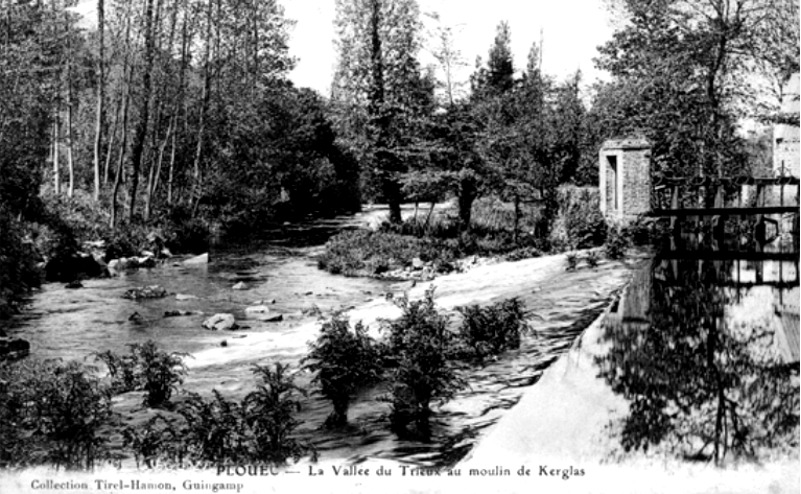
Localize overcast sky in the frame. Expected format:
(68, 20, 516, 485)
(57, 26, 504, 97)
(75, 0, 616, 97)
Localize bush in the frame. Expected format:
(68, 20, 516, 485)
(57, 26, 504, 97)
(605, 223, 632, 260)
(0, 206, 41, 318)
(0, 359, 113, 470)
(171, 390, 250, 466)
(384, 287, 464, 439)
(123, 367, 315, 469)
(549, 186, 607, 252)
(565, 252, 580, 271)
(317, 230, 457, 276)
(456, 298, 526, 362)
(245, 363, 315, 464)
(302, 316, 382, 428)
(94, 341, 188, 408)
(586, 250, 601, 268)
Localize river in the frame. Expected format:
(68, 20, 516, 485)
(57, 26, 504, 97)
(7, 204, 636, 468)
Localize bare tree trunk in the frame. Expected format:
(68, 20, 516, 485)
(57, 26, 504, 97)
(104, 91, 121, 185)
(66, 58, 74, 198)
(110, 80, 130, 228)
(53, 113, 60, 195)
(190, 0, 214, 217)
(168, 0, 190, 206)
(110, 10, 133, 228)
(64, 8, 74, 198)
(127, 0, 156, 222)
(92, 0, 105, 201)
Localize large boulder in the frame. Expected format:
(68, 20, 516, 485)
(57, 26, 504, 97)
(202, 313, 237, 331)
(184, 253, 208, 266)
(0, 337, 30, 361)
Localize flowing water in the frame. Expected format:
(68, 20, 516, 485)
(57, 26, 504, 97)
(7, 205, 631, 468)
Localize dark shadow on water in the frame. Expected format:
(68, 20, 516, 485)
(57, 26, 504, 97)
(597, 237, 800, 464)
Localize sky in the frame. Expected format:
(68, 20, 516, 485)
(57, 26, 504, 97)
(75, 0, 617, 98)
(283, 0, 616, 96)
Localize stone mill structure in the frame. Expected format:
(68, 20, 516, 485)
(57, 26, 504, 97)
(598, 136, 652, 222)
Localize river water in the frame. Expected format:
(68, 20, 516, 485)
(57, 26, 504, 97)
(7, 205, 633, 468)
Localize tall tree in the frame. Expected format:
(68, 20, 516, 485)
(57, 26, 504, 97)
(332, 0, 430, 223)
(127, 0, 156, 221)
(92, 0, 105, 201)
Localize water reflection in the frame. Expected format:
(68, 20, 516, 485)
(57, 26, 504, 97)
(598, 249, 799, 463)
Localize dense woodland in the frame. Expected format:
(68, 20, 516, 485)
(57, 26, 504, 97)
(0, 0, 799, 314)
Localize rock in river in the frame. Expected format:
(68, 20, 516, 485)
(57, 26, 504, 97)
(123, 285, 168, 300)
(184, 253, 208, 266)
(0, 337, 30, 361)
(202, 313, 238, 331)
(232, 281, 248, 290)
(164, 310, 203, 318)
(244, 305, 283, 322)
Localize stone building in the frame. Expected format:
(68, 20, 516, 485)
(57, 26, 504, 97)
(598, 137, 652, 222)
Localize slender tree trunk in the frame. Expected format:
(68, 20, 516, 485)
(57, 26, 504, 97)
(513, 194, 520, 244)
(169, 0, 190, 206)
(190, 0, 214, 217)
(128, 0, 156, 222)
(64, 8, 74, 198)
(110, 80, 130, 228)
(53, 113, 60, 195)
(110, 10, 133, 228)
(66, 59, 74, 198)
(92, 0, 105, 201)
(104, 91, 121, 185)
(458, 176, 476, 230)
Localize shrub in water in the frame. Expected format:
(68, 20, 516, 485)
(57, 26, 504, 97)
(565, 252, 579, 271)
(131, 341, 188, 408)
(586, 250, 601, 268)
(95, 341, 188, 408)
(384, 287, 464, 439)
(244, 363, 315, 464)
(172, 390, 250, 466)
(302, 316, 382, 428)
(94, 349, 138, 393)
(456, 298, 526, 361)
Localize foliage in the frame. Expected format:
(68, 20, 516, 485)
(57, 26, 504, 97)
(317, 229, 457, 276)
(0, 207, 41, 318)
(123, 365, 314, 469)
(604, 224, 632, 260)
(383, 288, 464, 439)
(302, 316, 382, 428)
(332, 0, 433, 222)
(455, 298, 526, 362)
(565, 252, 580, 271)
(244, 363, 316, 464)
(0, 359, 113, 470)
(586, 249, 601, 268)
(589, 0, 799, 181)
(548, 186, 607, 252)
(94, 340, 188, 408)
